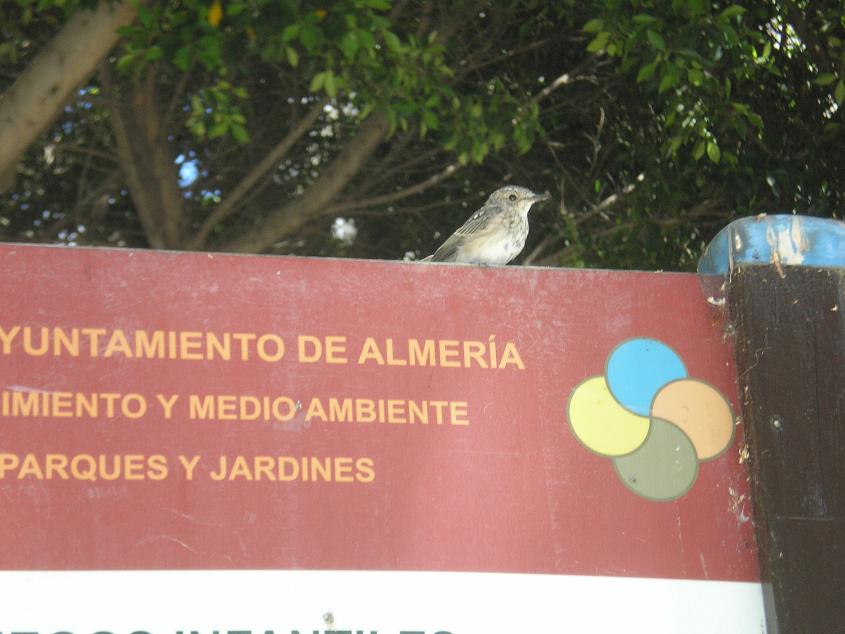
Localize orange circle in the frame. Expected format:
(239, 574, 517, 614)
(651, 379, 734, 460)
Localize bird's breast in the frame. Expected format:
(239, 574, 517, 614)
(458, 216, 529, 264)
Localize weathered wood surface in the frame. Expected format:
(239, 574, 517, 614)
(729, 265, 845, 634)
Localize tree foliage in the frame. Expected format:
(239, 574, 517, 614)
(1, 0, 843, 271)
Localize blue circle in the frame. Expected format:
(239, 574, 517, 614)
(606, 338, 687, 416)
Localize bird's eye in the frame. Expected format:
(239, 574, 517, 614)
(508, 194, 518, 201)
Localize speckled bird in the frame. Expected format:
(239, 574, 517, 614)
(423, 185, 550, 264)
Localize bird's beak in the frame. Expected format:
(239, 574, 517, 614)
(531, 191, 551, 203)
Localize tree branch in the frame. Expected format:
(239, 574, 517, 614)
(325, 162, 461, 215)
(351, 193, 477, 217)
(163, 68, 193, 129)
(221, 110, 391, 253)
(101, 67, 165, 248)
(188, 97, 328, 249)
(578, 181, 638, 224)
(346, 131, 415, 197)
(460, 38, 553, 73)
(101, 66, 185, 248)
(47, 169, 121, 236)
(355, 145, 446, 199)
(531, 198, 724, 267)
(530, 66, 600, 106)
(0, 0, 139, 192)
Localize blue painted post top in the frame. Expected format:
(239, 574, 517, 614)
(698, 214, 845, 275)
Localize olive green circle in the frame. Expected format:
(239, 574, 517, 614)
(612, 418, 699, 501)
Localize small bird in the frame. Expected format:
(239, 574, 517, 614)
(423, 185, 550, 264)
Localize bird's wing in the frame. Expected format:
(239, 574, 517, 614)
(428, 202, 503, 261)
(452, 202, 503, 237)
(428, 237, 461, 262)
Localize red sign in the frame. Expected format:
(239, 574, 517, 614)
(0, 244, 757, 581)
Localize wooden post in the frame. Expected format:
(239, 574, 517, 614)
(701, 216, 845, 633)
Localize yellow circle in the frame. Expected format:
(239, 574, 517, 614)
(651, 379, 735, 460)
(567, 376, 651, 456)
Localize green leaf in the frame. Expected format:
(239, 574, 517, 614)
(196, 34, 223, 69)
(424, 94, 440, 108)
(687, 68, 704, 86)
(300, 26, 319, 51)
(383, 30, 402, 53)
(632, 14, 657, 24)
(173, 46, 192, 71)
(357, 29, 376, 51)
(693, 139, 706, 160)
(341, 31, 359, 59)
(746, 112, 763, 128)
(836, 80, 845, 104)
(324, 70, 337, 98)
(281, 24, 300, 43)
(658, 71, 676, 93)
(116, 52, 137, 72)
(227, 2, 246, 16)
(285, 46, 299, 67)
(719, 5, 747, 20)
(231, 123, 250, 143)
(370, 14, 390, 29)
(666, 109, 677, 126)
(137, 5, 155, 29)
(309, 71, 325, 93)
(814, 73, 837, 86)
(472, 141, 489, 162)
(646, 30, 666, 51)
(583, 18, 604, 33)
(636, 61, 658, 82)
(706, 140, 721, 163)
(586, 31, 610, 53)
(144, 46, 163, 61)
(209, 122, 228, 139)
(686, 0, 707, 17)
(260, 41, 278, 62)
(666, 135, 683, 155)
